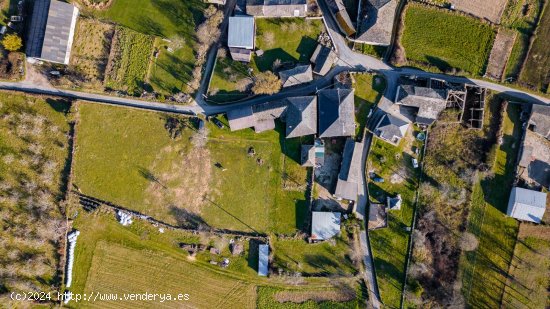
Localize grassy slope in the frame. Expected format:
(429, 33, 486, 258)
(0, 92, 70, 295)
(368, 137, 421, 308)
(96, 0, 206, 94)
(353, 74, 386, 138)
(519, 0, 550, 91)
(401, 3, 495, 75)
(460, 103, 521, 307)
(254, 18, 325, 72)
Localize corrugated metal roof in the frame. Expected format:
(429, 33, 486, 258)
(507, 187, 547, 223)
(311, 212, 341, 240)
(228, 16, 255, 49)
(258, 244, 269, 276)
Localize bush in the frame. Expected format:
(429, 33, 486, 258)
(2, 34, 22, 51)
(252, 71, 281, 95)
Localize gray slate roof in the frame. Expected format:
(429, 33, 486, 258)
(530, 104, 550, 140)
(227, 106, 255, 131)
(286, 96, 317, 138)
(396, 85, 448, 124)
(301, 144, 315, 166)
(326, 0, 356, 36)
(258, 244, 269, 276)
(246, 0, 307, 17)
(335, 139, 362, 201)
(279, 65, 313, 88)
(228, 16, 255, 49)
(374, 113, 409, 145)
(310, 44, 337, 76)
(26, 0, 78, 64)
(311, 212, 341, 240)
(318, 88, 355, 137)
(355, 0, 397, 45)
(507, 187, 547, 223)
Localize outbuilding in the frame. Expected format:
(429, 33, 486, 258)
(258, 244, 269, 276)
(311, 211, 341, 241)
(507, 187, 547, 223)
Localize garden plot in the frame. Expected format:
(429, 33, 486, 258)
(104, 26, 154, 95)
(70, 18, 115, 90)
(448, 0, 508, 23)
(485, 29, 516, 80)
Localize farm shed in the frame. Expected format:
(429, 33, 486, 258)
(279, 65, 313, 88)
(506, 187, 547, 223)
(227, 106, 255, 131)
(258, 244, 269, 276)
(335, 138, 362, 201)
(228, 16, 255, 62)
(246, 0, 307, 17)
(325, 0, 356, 36)
(354, 0, 397, 45)
(373, 112, 409, 145)
(311, 211, 341, 240)
(285, 96, 317, 138)
(317, 88, 355, 137)
(395, 85, 448, 125)
(26, 0, 79, 64)
(310, 44, 337, 76)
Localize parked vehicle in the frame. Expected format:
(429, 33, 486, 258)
(10, 16, 23, 22)
(412, 158, 419, 169)
(212, 117, 224, 129)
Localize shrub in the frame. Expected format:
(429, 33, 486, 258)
(252, 71, 281, 95)
(2, 34, 22, 51)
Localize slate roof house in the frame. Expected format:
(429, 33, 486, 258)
(310, 44, 337, 76)
(326, 0, 356, 36)
(528, 104, 550, 140)
(354, 0, 397, 45)
(228, 16, 255, 62)
(374, 113, 410, 145)
(279, 65, 313, 88)
(286, 96, 317, 138)
(507, 187, 547, 223)
(318, 88, 355, 137)
(311, 211, 341, 240)
(26, 0, 79, 64)
(395, 85, 448, 126)
(334, 138, 362, 201)
(246, 0, 307, 17)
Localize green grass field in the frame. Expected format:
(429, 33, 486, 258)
(73, 103, 308, 234)
(94, 0, 206, 94)
(254, 18, 325, 72)
(460, 103, 521, 307)
(353, 74, 386, 138)
(401, 3, 495, 75)
(519, 0, 550, 92)
(208, 56, 252, 103)
(354, 43, 387, 59)
(368, 136, 421, 308)
(0, 92, 70, 300)
(104, 27, 154, 95)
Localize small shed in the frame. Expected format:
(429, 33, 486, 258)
(228, 16, 255, 62)
(507, 187, 547, 223)
(311, 211, 341, 240)
(258, 244, 269, 276)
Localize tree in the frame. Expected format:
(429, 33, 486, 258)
(2, 34, 22, 51)
(252, 71, 281, 95)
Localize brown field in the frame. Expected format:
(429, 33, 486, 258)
(274, 289, 356, 303)
(486, 29, 516, 80)
(449, 0, 508, 23)
(70, 18, 114, 89)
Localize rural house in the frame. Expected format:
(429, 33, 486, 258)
(246, 0, 307, 17)
(518, 104, 550, 188)
(228, 16, 256, 62)
(334, 138, 362, 201)
(279, 64, 313, 88)
(373, 113, 410, 145)
(26, 0, 79, 64)
(317, 88, 355, 137)
(354, 0, 397, 45)
(310, 44, 337, 76)
(258, 244, 269, 276)
(285, 96, 318, 138)
(507, 187, 547, 223)
(311, 211, 341, 241)
(325, 0, 356, 36)
(528, 104, 550, 140)
(395, 84, 448, 126)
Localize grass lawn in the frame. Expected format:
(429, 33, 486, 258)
(353, 73, 386, 138)
(368, 135, 421, 308)
(354, 43, 387, 59)
(257, 286, 361, 308)
(0, 92, 71, 297)
(208, 56, 252, 103)
(501, 225, 550, 308)
(401, 3, 495, 76)
(73, 103, 308, 234)
(519, 0, 550, 92)
(460, 103, 522, 307)
(254, 18, 325, 72)
(94, 0, 206, 95)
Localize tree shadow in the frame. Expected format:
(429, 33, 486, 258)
(253, 48, 296, 72)
(247, 239, 261, 271)
(169, 206, 209, 229)
(425, 55, 452, 73)
(295, 36, 318, 63)
(46, 98, 71, 114)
